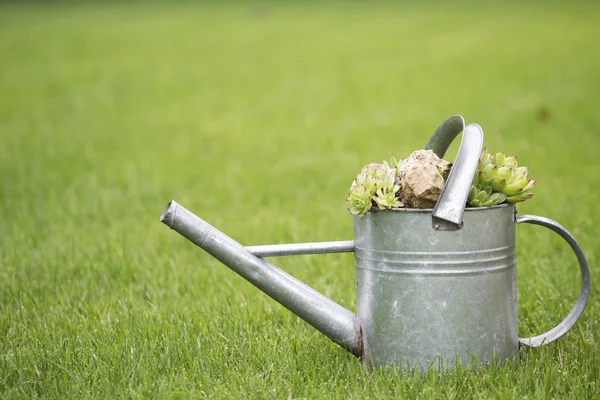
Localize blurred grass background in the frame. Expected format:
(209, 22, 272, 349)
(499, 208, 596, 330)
(1, 1, 599, 398)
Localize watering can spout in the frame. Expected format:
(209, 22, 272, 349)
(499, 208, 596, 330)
(160, 200, 363, 357)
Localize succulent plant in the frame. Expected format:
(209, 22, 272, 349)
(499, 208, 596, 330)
(468, 185, 506, 207)
(469, 148, 536, 207)
(374, 185, 403, 210)
(347, 161, 403, 216)
(383, 154, 399, 170)
(346, 185, 373, 216)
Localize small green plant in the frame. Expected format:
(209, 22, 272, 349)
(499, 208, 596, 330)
(347, 161, 403, 216)
(468, 148, 536, 207)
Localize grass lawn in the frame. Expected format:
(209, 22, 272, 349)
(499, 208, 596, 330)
(1, 1, 599, 398)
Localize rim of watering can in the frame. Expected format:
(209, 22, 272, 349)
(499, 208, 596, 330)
(365, 203, 512, 214)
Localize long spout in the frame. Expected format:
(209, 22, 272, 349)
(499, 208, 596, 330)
(160, 201, 362, 357)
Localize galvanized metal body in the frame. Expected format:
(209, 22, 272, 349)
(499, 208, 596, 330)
(354, 205, 518, 370)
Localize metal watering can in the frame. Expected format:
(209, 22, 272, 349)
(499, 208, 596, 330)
(160, 116, 590, 370)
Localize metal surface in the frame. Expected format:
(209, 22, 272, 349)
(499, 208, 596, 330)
(354, 204, 519, 370)
(160, 200, 362, 356)
(247, 240, 354, 258)
(432, 123, 484, 230)
(425, 115, 465, 158)
(516, 215, 590, 347)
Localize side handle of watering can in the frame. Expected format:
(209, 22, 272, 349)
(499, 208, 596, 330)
(516, 215, 590, 347)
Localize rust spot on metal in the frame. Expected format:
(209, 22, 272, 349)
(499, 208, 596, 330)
(354, 325, 365, 358)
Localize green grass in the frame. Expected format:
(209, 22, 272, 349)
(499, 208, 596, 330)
(1, 1, 599, 398)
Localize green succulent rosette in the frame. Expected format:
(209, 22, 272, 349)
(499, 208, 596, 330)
(347, 161, 403, 216)
(469, 148, 536, 207)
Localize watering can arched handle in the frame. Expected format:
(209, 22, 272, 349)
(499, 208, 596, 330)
(426, 116, 484, 230)
(516, 215, 590, 347)
(425, 114, 466, 159)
